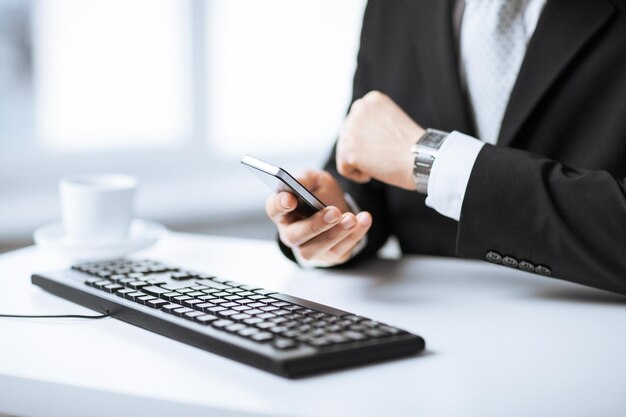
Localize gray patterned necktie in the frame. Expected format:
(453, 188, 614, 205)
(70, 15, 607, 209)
(461, 0, 527, 144)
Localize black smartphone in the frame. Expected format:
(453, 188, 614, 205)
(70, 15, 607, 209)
(241, 155, 326, 217)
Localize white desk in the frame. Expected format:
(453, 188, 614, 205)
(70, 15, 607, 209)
(1, 233, 626, 417)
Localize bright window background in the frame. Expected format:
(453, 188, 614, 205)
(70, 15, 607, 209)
(206, 0, 364, 158)
(0, 0, 366, 245)
(34, 0, 192, 152)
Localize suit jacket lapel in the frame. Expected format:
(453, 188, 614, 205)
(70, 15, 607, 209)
(498, 0, 615, 147)
(408, 0, 475, 135)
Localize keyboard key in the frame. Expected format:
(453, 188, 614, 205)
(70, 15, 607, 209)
(142, 286, 170, 296)
(343, 330, 366, 341)
(171, 272, 192, 281)
(213, 292, 231, 297)
(256, 322, 275, 329)
(162, 292, 181, 301)
(116, 288, 135, 297)
(260, 298, 277, 304)
(187, 291, 206, 297)
(254, 289, 278, 296)
(231, 313, 252, 321)
(257, 313, 276, 320)
(198, 295, 217, 301)
(243, 317, 264, 325)
(126, 291, 147, 301)
(225, 288, 243, 294)
(85, 278, 101, 286)
(146, 279, 167, 286)
(232, 305, 250, 311)
(248, 303, 265, 308)
(208, 306, 226, 313)
(269, 326, 288, 334)
(326, 334, 349, 344)
(270, 317, 288, 324)
(176, 288, 194, 294)
(366, 329, 390, 338)
(183, 299, 205, 308)
(273, 310, 290, 316)
(222, 302, 240, 308)
(260, 306, 278, 312)
(103, 283, 123, 293)
(196, 302, 216, 311)
(225, 323, 247, 333)
(92, 280, 111, 289)
(309, 337, 332, 347)
(212, 319, 234, 328)
(236, 299, 254, 304)
(173, 307, 194, 317)
(272, 338, 298, 350)
(174, 295, 192, 303)
(378, 325, 404, 335)
(272, 302, 290, 307)
(138, 295, 157, 305)
(184, 311, 206, 320)
(237, 291, 255, 297)
(224, 295, 242, 301)
(217, 310, 238, 317)
(248, 295, 266, 300)
(238, 327, 260, 337)
(251, 332, 274, 342)
(243, 309, 264, 315)
(161, 303, 183, 314)
(127, 281, 148, 289)
(147, 299, 169, 309)
(195, 314, 218, 324)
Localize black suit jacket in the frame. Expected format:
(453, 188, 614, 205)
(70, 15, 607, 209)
(282, 0, 626, 294)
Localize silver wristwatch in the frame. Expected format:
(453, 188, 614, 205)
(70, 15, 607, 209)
(411, 128, 449, 194)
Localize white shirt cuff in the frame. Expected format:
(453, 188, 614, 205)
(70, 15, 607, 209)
(294, 193, 367, 268)
(424, 131, 485, 221)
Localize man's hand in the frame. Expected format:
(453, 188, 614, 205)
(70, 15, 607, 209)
(337, 91, 425, 190)
(265, 170, 372, 266)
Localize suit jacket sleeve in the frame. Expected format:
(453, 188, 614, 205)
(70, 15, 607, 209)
(279, 0, 393, 264)
(457, 144, 626, 295)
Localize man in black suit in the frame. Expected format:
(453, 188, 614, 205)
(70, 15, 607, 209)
(266, 0, 626, 294)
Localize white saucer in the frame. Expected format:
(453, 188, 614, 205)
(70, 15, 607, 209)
(33, 219, 167, 261)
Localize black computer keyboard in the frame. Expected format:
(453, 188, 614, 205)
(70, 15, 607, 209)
(31, 259, 425, 377)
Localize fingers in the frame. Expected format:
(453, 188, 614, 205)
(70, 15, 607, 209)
(265, 192, 298, 224)
(296, 211, 372, 263)
(279, 206, 342, 247)
(325, 212, 372, 261)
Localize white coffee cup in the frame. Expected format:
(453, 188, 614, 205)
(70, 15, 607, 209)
(60, 174, 138, 244)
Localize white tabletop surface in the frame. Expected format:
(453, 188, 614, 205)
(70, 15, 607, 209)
(1, 232, 626, 417)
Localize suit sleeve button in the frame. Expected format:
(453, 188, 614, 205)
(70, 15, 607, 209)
(535, 265, 551, 276)
(485, 251, 502, 263)
(502, 256, 518, 267)
(518, 260, 535, 272)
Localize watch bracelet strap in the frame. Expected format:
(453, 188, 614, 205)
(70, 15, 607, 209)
(412, 129, 449, 195)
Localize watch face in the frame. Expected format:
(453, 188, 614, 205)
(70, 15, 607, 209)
(421, 131, 446, 149)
